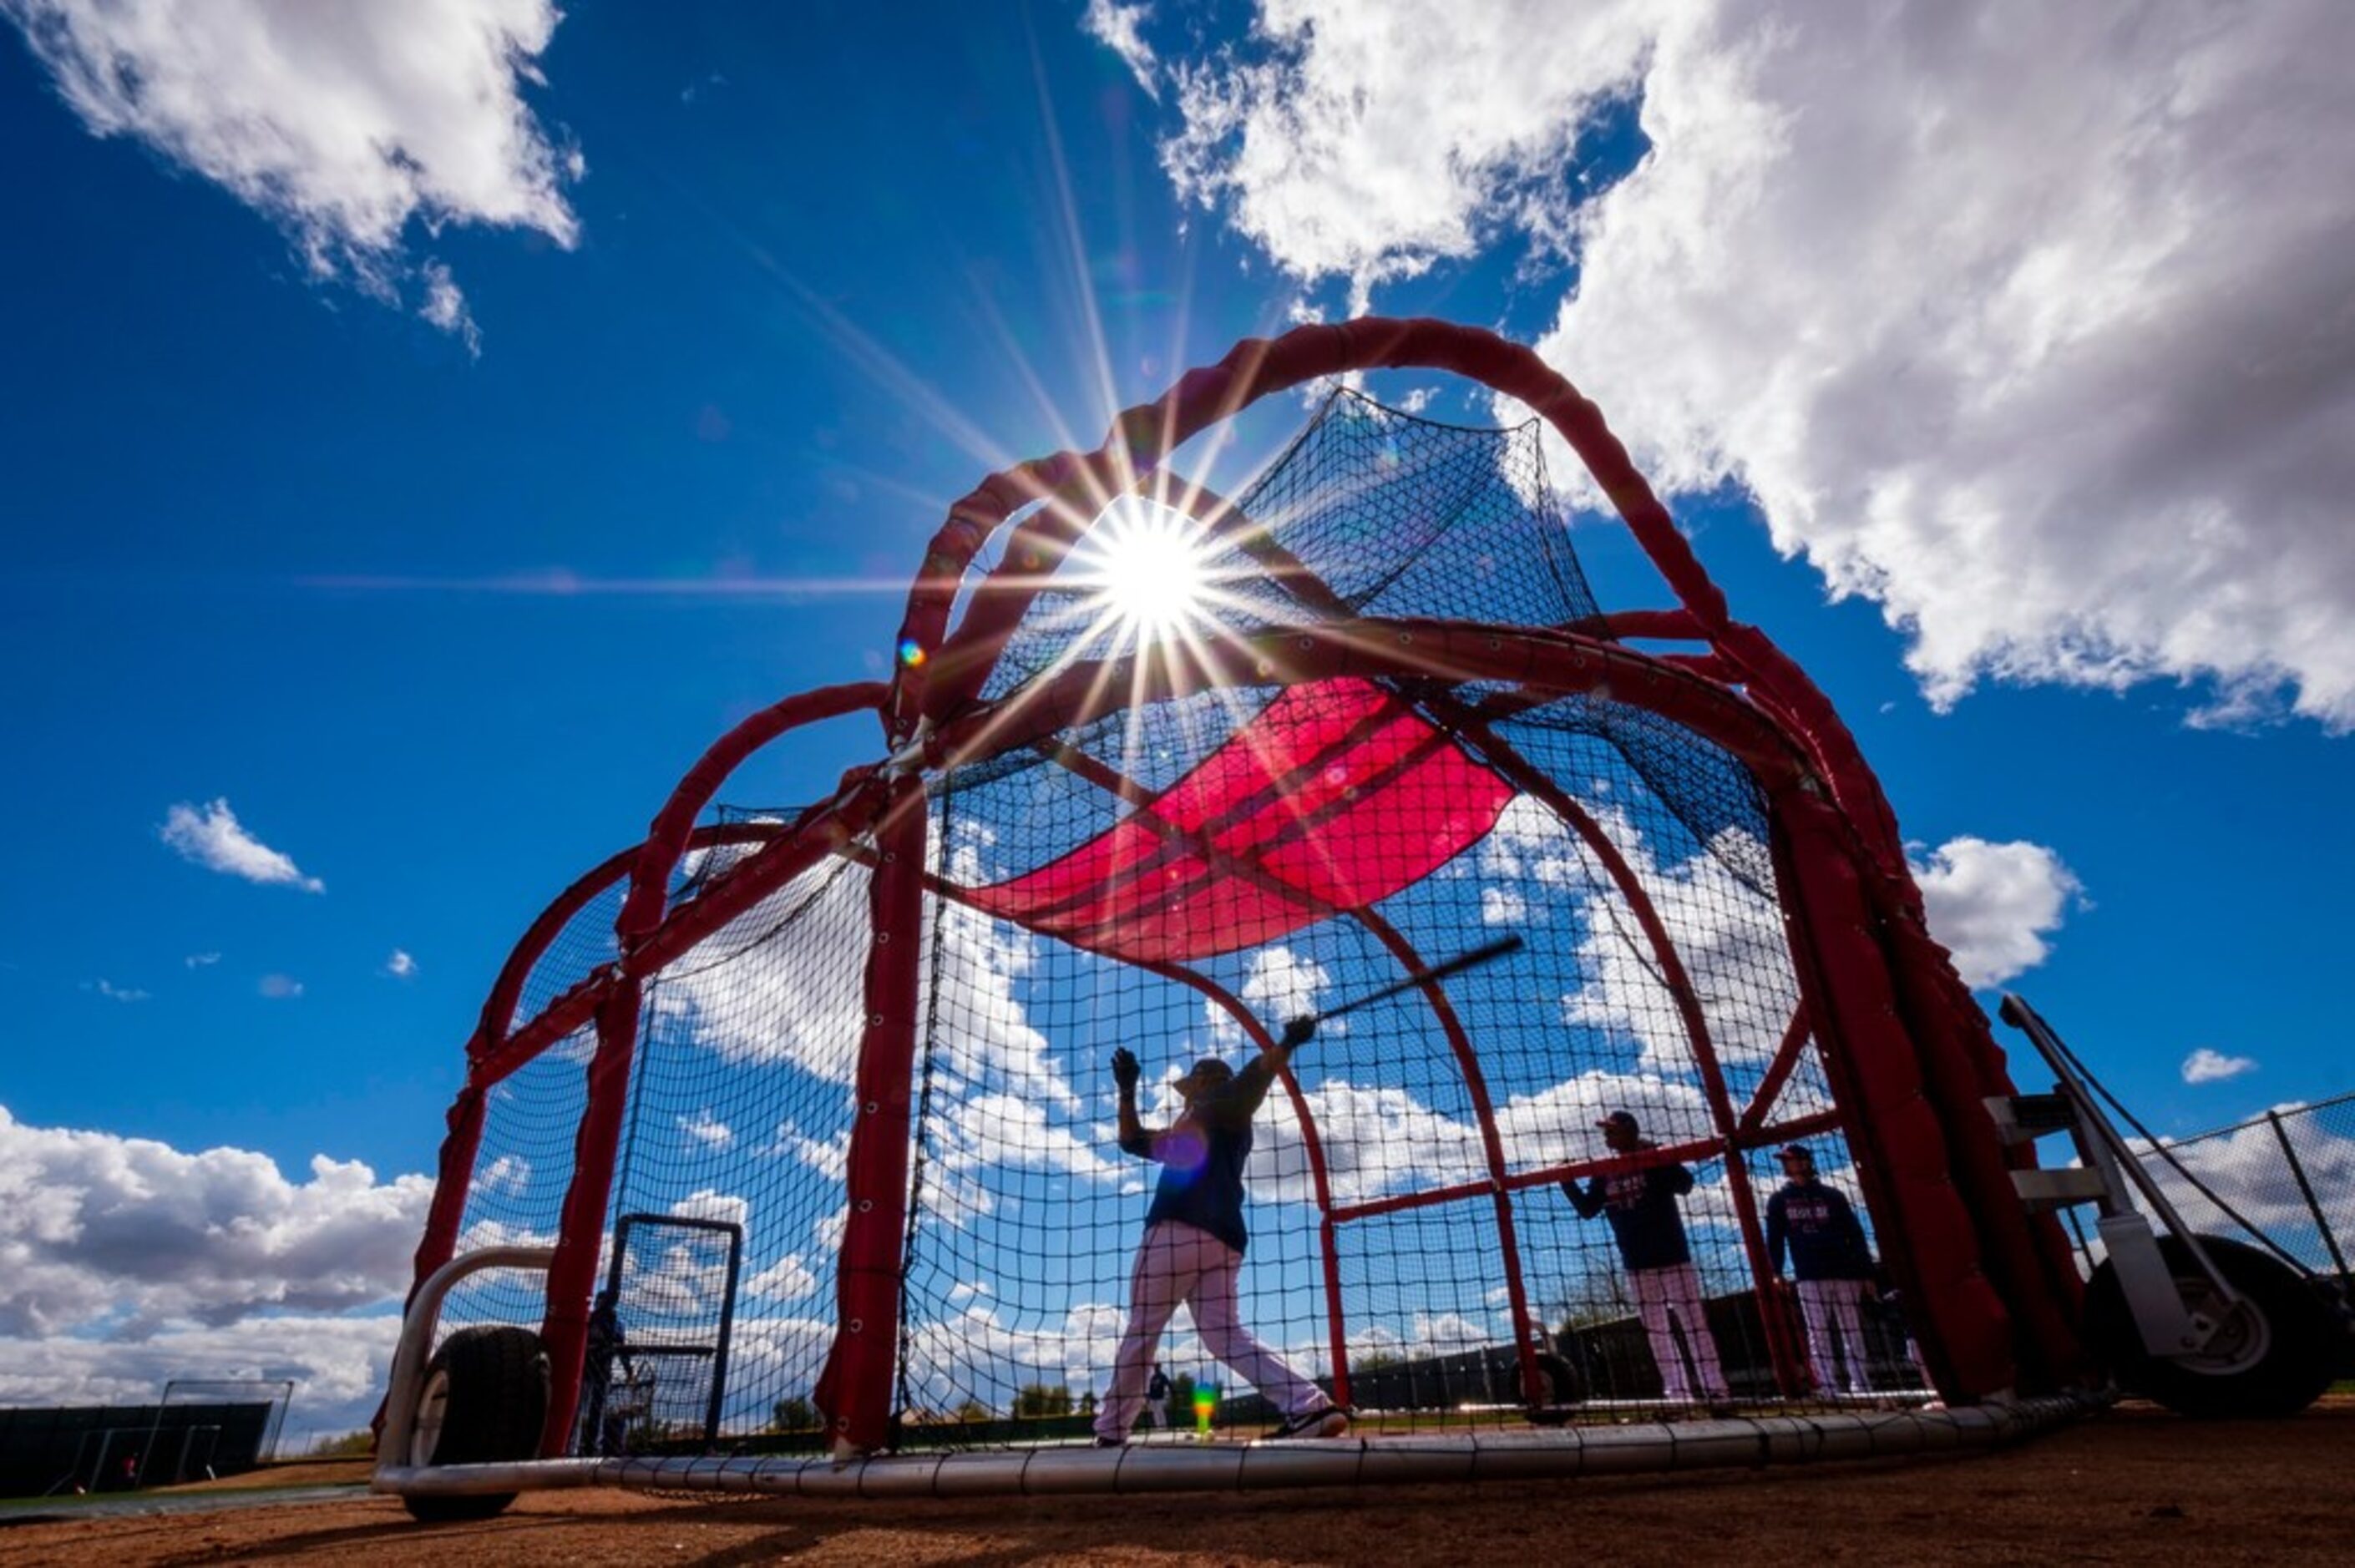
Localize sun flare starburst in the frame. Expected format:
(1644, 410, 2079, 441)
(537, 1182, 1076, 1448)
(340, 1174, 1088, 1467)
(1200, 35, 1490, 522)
(1073, 501, 1213, 637)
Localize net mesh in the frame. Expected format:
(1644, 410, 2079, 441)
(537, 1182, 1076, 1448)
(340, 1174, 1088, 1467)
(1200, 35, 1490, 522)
(976, 390, 1601, 704)
(448, 392, 1925, 1451)
(2077, 1093, 2355, 1286)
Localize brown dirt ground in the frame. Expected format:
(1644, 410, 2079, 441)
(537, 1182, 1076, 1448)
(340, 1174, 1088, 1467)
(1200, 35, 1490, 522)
(4, 1399, 2351, 1566)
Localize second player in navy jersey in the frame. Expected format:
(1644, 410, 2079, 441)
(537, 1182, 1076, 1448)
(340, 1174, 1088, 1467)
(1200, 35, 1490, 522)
(1766, 1144, 1880, 1395)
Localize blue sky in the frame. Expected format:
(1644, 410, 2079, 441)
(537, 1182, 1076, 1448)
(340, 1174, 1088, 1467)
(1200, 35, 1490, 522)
(3, 1, 2349, 1435)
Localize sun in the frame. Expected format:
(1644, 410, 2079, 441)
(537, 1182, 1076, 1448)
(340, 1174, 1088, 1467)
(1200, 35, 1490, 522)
(1076, 500, 1211, 637)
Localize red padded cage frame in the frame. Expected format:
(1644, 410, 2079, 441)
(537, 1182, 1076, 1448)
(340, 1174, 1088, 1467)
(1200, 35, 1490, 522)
(402, 320, 2086, 1457)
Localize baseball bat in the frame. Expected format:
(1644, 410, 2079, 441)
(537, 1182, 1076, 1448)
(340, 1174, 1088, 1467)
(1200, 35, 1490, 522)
(1312, 936, 1525, 1023)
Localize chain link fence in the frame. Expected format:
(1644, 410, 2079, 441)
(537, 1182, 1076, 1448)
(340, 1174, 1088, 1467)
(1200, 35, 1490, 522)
(2066, 1090, 2355, 1293)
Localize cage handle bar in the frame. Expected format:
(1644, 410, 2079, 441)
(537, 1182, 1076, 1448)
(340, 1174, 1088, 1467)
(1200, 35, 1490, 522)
(377, 1245, 556, 1479)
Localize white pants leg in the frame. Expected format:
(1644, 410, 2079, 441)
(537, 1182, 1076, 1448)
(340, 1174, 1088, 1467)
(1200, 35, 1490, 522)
(1186, 1233, 1330, 1421)
(1630, 1262, 1724, 1400)
(1095, 1222, 1329, 1440)
(1796, 1277, 1871, 1393)
(1096, 1223, 1193, 1439)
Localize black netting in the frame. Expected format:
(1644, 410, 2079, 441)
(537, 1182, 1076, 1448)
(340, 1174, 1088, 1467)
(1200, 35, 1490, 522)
(975, 390, 1599, 706)
(597, 855, 869, 1449)
(2099, 1094, 2355, 1285)
(443, 843, 865, 1449)
(881, 671, 1912, 1446)
(1241, 391, 1598, 628)
(439, 1035, 590, 1343)
(449, 391, 1942, 1451)
(438, 874, 629, 1346)
(446, 834, 779, 1340)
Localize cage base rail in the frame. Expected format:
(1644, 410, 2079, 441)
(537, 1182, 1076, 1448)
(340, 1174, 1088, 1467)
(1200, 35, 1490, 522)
(372, 1392, 2107, 1502)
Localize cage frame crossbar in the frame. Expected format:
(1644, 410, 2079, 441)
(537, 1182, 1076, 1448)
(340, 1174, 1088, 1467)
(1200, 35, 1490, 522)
(389, 319, 2091, 1484)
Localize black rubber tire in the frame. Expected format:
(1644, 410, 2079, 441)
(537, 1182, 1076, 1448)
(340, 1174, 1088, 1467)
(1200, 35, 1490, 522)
(2084, 1232, 2336, 1419)
(402, 1324, 549, 1523)
(1532, 1350, 1585, 1406)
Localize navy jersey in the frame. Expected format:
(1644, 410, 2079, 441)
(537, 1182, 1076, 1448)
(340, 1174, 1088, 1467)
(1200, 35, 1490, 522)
(1766, 1180, 1873, 1280)
(1564, 1161, 1695, 1272)
(1123, 1056, 1278, 1255)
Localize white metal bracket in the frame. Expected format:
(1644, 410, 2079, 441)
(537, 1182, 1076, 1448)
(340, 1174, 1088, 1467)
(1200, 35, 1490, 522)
(1993, 994, 2237, 1359)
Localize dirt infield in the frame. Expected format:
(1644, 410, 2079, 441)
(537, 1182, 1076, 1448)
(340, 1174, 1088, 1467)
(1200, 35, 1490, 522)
(5, 1401, 2350, 1566)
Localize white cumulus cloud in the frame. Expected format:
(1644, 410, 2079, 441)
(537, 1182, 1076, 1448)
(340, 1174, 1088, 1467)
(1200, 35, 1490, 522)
(3, 0, 581, 336)
(1082, 0, 1160, 99)
(646, 857, 870, 1083)
(415, 259, 480, 355)
(1152, 0, 2355, 726)
(1205, 943, 1334, 1050)
(2181, 1048, 2258, 1086)
(744, 1253, 818, 1303)
(1495, 797, 1796, 1075)
(1479, 885, 1527, 927)
(1162, 0, 1649, 310)
(1912, 837, 2082, 989)
(159, 798, 324, 893)
(679, 1110, 735, 1150)
(0, 1315, 402, 1439)
(0, 1105, 431, 1429)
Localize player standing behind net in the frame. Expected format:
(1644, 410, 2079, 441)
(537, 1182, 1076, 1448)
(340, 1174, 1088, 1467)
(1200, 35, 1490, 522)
(1766, 1143, 1880, 1395)
(1091, 1019, 1350, 1447)
(1563, 1110, 1729, 1404)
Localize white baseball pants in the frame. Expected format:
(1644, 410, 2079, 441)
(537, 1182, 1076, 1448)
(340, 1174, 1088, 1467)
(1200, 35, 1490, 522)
(1630, 1261, 1725, 1401)
(1796, 1276, 1872, 1393)
(1094, 1221, 1330, 1440)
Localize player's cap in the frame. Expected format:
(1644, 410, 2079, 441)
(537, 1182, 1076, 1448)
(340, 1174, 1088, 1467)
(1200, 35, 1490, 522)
(1177, 1058, 1233, 1091)
(1597, 1110, 1639, 1132)
(1776, 1143, 1815, 1162)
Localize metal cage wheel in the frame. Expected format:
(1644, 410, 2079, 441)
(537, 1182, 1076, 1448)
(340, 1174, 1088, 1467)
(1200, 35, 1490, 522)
(401, 1324, 550, 1523)
(408, 1366, 451, 1469)
(2085, 1233, 2335, 1419)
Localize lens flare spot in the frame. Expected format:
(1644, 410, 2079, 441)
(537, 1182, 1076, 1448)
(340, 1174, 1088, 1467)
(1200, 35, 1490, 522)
(1158, 1127, 1208, 1176)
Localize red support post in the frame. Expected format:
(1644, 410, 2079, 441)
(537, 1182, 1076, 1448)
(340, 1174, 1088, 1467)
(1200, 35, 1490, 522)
(1770, 789, 2018, 1399)
(812, 776, 930, 1453)
(404, 1077, 489, 1314)
(537, 976, 645, 1455)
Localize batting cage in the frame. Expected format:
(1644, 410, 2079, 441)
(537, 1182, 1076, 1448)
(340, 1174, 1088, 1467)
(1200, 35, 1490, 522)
(384, 319, 2114, 1512)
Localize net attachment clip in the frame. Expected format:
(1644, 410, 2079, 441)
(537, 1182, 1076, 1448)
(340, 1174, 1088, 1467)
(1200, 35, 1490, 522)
(883, 717, 937, 779)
